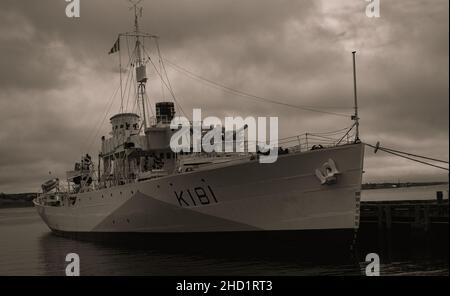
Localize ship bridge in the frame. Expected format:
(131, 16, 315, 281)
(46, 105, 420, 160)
(101, 113, 146, 156)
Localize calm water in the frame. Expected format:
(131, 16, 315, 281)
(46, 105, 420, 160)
(0, 185, 448, 276)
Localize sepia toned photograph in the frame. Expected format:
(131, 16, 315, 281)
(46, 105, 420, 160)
(0, 0, 448, 283)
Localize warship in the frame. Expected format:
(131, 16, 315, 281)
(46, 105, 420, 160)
(34, 4, 364, 248)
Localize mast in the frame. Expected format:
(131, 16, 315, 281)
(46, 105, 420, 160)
(352, 51, 360, 142)
(130, 0, 148, 129)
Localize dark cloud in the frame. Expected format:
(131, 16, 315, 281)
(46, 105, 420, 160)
(0, 0, 448, 192)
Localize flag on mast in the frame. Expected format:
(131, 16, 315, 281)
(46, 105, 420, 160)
(108, 37, 120, 54)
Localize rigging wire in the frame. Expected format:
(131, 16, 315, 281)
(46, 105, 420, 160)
(124, 35, 135, 112)
(84, 84, 121, 152)
(155, 41, 189, 119)
(159, 51, 166, 100)
(124, 66, 135, 112)
(364, 142, 449, 171)
(82, 45, 137, 153)
(336, 123, 356, 145)
(311, 126, 353, 135)
(379, 146, 449, 164)
(124, 45, 139, 113)
(163, 59, 351, 118)
(142, 44, 189, 119)
(118, 36, 124, 114)
(122, 53, 136, 113)
(144, 84, 153, 119)
(86, 35, 356, 154)
(144, 91, 155, 117)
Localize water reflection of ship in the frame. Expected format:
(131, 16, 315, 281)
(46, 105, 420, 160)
(38, 232, 361, 276)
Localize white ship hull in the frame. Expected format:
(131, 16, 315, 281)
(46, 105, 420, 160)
(34, 143, 364, 239)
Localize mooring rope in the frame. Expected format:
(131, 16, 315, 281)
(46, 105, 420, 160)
(364, 142, 449, 171)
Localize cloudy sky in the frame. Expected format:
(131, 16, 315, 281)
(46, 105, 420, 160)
(0, 0, 448, 193)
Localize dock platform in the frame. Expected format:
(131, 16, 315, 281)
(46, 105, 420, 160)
(360, 199, 448, 232)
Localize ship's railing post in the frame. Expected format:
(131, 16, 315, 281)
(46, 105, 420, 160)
(305, 133, 309, 150)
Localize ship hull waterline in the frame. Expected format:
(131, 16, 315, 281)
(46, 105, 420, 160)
(34, 143, 364, 248)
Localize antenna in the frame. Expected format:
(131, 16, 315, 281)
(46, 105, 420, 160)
(351, 51, 360, 142)
(128, 0, 143, 33)
(127, 0, 148, 129)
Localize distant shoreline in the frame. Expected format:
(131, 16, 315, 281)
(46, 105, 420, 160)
(362, 181, 448, 190)
(0, 193, 36, 209)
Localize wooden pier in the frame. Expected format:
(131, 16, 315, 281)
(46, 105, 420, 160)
(360, 193, 448, 232)
(357, 192, 448, 260)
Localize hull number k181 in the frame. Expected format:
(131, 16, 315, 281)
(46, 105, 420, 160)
(174, 185, 218, 207)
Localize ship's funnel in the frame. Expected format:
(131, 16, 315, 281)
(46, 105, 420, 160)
(155, 102, 175, 124)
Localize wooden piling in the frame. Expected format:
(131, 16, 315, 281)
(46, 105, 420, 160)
(436, 191, 443, 204)
(385, 206, 392, 230)
(377, 205, 383, 230)
(360, 198, 448, 233)
(424, 205, 430, 232)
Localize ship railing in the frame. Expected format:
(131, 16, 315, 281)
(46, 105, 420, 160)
(278, 126, 357, 152)
(173, 128, 356, 172)
(176, 126, 355, 158)
(148, 115, 172, 127)
(178, 151, 251, 162)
